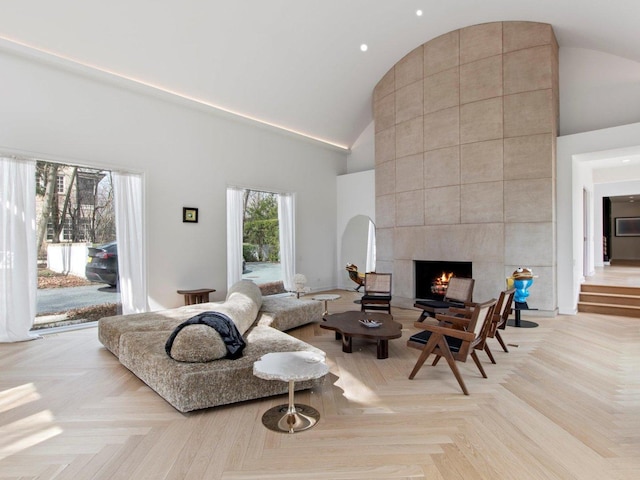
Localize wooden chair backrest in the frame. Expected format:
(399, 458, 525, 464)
(444, 277, 475, 303)
(497, 288, 515, 322)
(364, 273, 392, 295)
(467, 299, 497, 344)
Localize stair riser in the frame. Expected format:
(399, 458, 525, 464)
(578, 303, 640, 318)
(579, 294, 640, 307)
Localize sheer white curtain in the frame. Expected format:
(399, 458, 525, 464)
(366, 219, 376, 273)
(226, 187, 244, 289)
(0, 157, 39, 342)
(278, 193, 295, 292)
(113, 172, 148, 315)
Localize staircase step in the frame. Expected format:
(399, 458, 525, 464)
(580, 284, 640, 296)
(579, 292, 640, 307)
(577, 302, 640, 318)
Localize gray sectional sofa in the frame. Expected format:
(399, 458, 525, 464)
(98, 280, 325, 413)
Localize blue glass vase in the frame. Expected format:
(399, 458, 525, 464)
(513, 278, 534, 304)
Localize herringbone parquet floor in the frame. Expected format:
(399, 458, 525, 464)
(1, 288, 639, 479)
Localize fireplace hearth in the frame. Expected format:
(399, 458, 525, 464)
(415, 261, 472, 300)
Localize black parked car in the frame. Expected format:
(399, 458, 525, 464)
(86, 242, 118, 287)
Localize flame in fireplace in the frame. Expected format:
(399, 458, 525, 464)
(434, 272, 454, 285)
(431, 272, 454, 296)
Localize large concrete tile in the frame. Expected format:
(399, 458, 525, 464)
(461, 181, 504, 224)
(424, 30, 459, 75)
(461, 139, 503, 184)
(425, 146, 460, 188)
(396, 117, 424, 158)
(425, 185, 461, 225)
(424, 106, 460, 151)
(396, 153, 424, 192)
(460, 97, 503, 144)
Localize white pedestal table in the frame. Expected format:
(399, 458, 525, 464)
(253, 351, 329, 433)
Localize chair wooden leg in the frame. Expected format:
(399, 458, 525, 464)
(408, 333, 440, 379)
(409, 334, 439, 380)
(470, 351, 487, 379)
(495, 331, 509, 352)
(432, 355, 441, 366)
(416, 310, 430, 322)
(439, 341, 469, 395)
(484, 344, 496, 364)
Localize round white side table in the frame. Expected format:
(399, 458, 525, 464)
(253, 351, 329, 434)
(312, 294, 341, 316)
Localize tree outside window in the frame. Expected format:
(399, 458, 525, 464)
(240, 189, 283, 286)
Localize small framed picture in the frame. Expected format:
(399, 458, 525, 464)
(183, 207, 198, 223)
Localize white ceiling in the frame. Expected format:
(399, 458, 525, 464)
(1, 0, 640, 149)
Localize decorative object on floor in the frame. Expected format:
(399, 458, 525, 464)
(407, 299, 497, 395)
(320, 310, 401, 359)
(509, 267, 534, 303)
(182, 207, 198, 223)
(345, 263, 365, 291)
(253, 351, 329, 434)
(312, 293, 341, 315)
(293, 273, 310, 298)
(506, 268, 539, 328)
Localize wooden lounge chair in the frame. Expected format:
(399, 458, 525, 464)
(407, 298, 497, 395)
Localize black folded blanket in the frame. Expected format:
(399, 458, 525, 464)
(165, 311, 246, 360)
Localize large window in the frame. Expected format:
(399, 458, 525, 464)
(242, 190, 281, 284)
(227, 187, 295, 291)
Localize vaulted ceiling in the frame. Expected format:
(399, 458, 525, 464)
(1, 1, 640, 149)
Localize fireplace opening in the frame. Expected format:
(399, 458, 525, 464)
(415, 261, 473, 300)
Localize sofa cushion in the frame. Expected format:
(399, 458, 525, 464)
(258, 296, 322, 331)
(166, 280, 262, 362)
(98, 303, 213, 357)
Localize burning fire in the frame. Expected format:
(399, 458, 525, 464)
(431, 272, 454, 295)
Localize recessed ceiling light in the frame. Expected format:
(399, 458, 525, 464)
(622, 158, 631, 163)
(416, 9, 423, 16)
(360, 44, 368, 52)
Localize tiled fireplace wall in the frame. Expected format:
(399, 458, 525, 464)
(373, 21, 558, 313)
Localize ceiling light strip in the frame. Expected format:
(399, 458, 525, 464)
(0, 35, 349, 151)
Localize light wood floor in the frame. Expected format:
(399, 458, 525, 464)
(584, 264, 640, 287)
(2, 275, 639, 479)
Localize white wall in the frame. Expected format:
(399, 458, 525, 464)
(557, 122, 640, 314)
(347, 121, 375, 174)
(47, 243, 89, 278)
(336, 170, 375, 289)
(560, 48, 640, 136)
(0, 48, 348, 310)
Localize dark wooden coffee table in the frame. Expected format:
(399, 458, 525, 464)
(320, 311, 402, 359)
